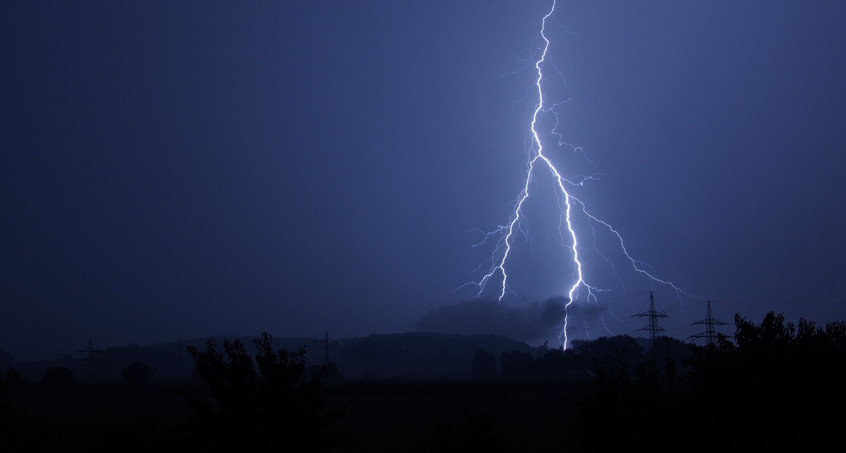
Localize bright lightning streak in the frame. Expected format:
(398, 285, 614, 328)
(467, 0, 687, 349)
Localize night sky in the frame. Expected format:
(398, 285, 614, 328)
(3, 1, 846, 360)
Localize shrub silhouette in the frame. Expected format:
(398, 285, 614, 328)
(185, 332, 340, 452)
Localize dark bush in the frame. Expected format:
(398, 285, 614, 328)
(185, 332, 341, 452)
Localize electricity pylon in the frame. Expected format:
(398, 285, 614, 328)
(689, 301, 728, 346)
(633, 291, 668, 350)
(77, 338, 103, 381)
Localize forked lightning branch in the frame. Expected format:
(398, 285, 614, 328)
(466, 0, 685, 349)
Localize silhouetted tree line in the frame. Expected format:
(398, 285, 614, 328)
(0, 336, 344, 452)
(182, 332, 342, 452)
(0, 368, 64, 451)
(471, 334, 691, 381)
(569, 312, 846, 450)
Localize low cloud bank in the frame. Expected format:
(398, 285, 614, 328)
(413, 297, 569, 342)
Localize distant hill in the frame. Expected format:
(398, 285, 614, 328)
(160, 332, 535, 379)
(155, 335, 338, 369)
(8, 332, 538, 382)
(338, 332, 534, 379)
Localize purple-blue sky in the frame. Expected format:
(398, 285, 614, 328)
(3, 1, 846, 359)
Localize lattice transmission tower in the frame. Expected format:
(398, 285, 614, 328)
(633, 291, 668, 350)
(77, 338, 104, 381)
(689, 301, 728, 346)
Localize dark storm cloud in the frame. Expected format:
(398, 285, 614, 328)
(564, 300, 612, 321)
(413, 297, 568, 342)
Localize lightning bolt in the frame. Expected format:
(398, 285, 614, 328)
(466, 0, 686, 349)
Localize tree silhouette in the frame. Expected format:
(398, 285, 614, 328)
(185, 333, 340, 452)
(569, 312, 846, 450)
(689, 312, 846, 448)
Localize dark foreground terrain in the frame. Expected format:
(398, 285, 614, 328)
(326, 380, 582, 452)
(4, 312, 845, 451)
(3, 378, 582, 452)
